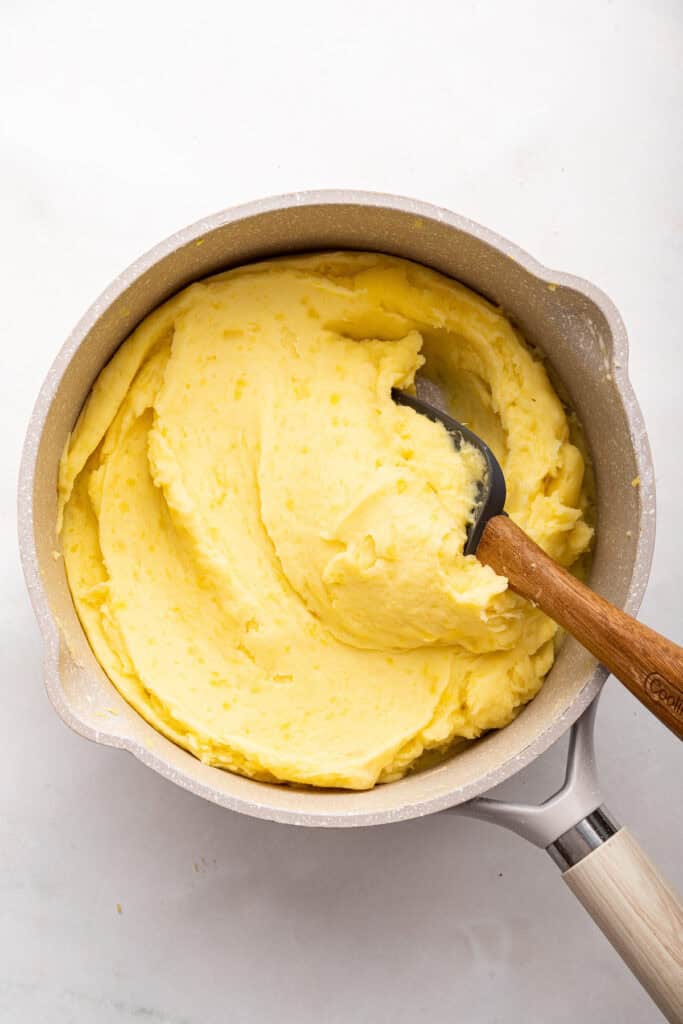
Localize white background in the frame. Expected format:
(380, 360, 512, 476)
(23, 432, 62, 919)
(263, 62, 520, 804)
(2, 1, 682, 1021)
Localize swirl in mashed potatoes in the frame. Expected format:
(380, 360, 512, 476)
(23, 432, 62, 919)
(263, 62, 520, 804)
(58, 253, 592, 789)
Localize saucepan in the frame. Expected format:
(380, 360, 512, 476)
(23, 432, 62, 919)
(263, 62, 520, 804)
(18, 192, 683, 1021)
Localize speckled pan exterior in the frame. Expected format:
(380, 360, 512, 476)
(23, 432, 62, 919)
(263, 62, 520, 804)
(18, 192, 656, 827)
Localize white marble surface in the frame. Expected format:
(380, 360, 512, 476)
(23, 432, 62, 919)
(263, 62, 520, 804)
(2, 1, 682, 1021)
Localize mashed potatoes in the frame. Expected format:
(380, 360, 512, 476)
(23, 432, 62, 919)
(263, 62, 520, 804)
(58, 253, 592, 789)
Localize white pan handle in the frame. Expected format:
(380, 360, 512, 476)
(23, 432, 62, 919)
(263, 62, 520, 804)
(452, 702, 683, 1020)
(559, 825, 683, 1022)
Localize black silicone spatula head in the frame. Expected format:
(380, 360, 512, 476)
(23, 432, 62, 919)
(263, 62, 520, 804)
(392, 386, 506, 555)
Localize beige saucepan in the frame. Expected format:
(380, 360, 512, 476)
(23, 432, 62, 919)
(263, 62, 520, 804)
(18, 193, 683, 1021)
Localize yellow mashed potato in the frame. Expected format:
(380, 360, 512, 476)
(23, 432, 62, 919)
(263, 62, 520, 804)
(58, 253, 592, 789)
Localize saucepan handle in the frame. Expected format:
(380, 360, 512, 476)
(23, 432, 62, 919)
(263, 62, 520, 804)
(562, 828, 683, 1022)
(456, 701, 683, 1019)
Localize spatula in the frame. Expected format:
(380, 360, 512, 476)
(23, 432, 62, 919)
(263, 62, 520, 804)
(393, 383, 683, 739)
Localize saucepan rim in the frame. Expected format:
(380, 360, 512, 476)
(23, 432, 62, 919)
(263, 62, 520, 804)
(17, 190, 656, 826)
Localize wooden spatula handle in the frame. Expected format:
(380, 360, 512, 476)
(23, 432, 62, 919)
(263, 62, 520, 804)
(478, 515, 683, 739)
